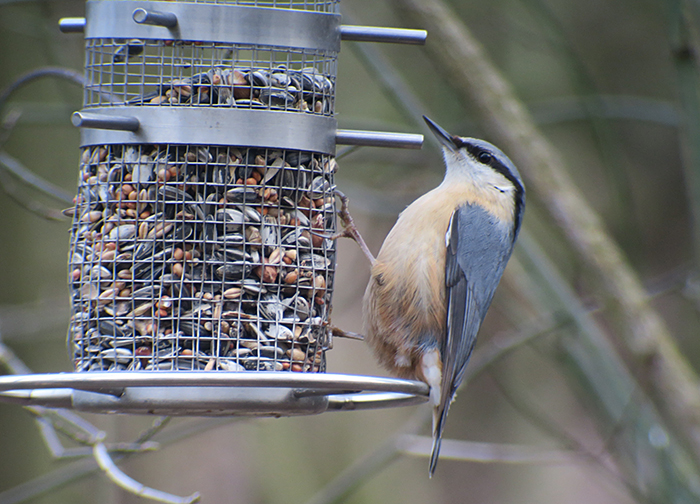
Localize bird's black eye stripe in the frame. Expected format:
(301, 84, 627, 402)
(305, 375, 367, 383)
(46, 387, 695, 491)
(462, 142, 494, 165)
(464, 142, 525, 229)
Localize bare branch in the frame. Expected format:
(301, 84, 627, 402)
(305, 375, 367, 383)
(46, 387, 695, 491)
(398, 435, 575, 464)
(93, 440, 201, 504)
(0, 151, 73, 204)
(0, 162, 65, 220)
(304, 410, 430, 504)
(0, 66, 83, 219)
(0, 67, 84, 114)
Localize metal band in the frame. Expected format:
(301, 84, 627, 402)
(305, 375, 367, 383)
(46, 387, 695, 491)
(77, 107, 337, 153)
(85, 0, 341, 51)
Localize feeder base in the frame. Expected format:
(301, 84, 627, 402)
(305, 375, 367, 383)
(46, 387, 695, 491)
(0, 371, 429, 417)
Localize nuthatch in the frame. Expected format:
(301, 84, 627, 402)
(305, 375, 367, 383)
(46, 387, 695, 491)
(360, 116, 525, 476)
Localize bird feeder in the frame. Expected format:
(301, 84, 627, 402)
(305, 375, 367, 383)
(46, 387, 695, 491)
(0, 0, 429, 416)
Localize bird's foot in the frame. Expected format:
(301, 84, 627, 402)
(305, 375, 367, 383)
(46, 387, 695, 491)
(330, 326, 365, 340)
(308, 190, 376, 265)
(330, 190, 376, 265)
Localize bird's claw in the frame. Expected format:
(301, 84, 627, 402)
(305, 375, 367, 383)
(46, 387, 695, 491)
(327, 190, 376, 264)
(330, 326, 365, 340)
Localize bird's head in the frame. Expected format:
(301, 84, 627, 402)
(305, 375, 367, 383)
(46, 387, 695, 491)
(423, 115, 525, 233)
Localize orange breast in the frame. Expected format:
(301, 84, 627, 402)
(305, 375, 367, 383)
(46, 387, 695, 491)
(362, 179, 514, 379)
(362, 186, 458, 378)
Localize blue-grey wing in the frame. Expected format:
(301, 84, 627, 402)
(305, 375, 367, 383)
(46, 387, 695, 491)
(444, 205, 515, 388)
(430, 204, 515, 473)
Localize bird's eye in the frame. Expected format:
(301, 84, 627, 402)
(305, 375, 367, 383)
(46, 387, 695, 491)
(478, 151, 492, 164)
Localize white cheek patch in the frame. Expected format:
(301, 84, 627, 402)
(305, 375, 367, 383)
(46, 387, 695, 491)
(471, 165, 512, 190)
(444, 151, 515, 194)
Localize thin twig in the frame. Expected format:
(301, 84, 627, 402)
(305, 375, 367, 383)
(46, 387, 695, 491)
(399, 435, 576, 465)
(512, 233, 700, 499)
(0, 339, 32, 375)
(0, 151, 73, 203)
(0, 457, 98, 504)
(0, 67, 84, 114)
(303, 317, 566, 504)
(32, 412, 159, 458)
(490, 372, 654, 504)
(93, 440, 201, 504)
(0, 333, 185, 503)
(25, 406, 103, 445)
(0, 162, 65, 220)
(0, 417, 238, 504)
(463, 310, 569, 382)
(303, 410, 430, 504)
(335, 145, 361, 160)
(135, 416, 173, 444)
(0, 66, 84, 219)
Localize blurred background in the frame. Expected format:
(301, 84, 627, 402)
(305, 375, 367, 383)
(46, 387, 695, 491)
(2, 0, 700, 502)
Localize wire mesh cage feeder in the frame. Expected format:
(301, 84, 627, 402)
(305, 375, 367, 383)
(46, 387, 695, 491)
(0, 0, 430, 417)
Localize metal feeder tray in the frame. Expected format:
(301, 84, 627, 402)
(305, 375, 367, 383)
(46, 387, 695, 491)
(0, 372, 429, 416)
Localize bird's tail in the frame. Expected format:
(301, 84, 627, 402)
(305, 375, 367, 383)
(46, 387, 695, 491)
(429, 400, 452, 477)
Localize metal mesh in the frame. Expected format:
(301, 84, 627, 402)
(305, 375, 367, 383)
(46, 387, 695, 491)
(84, 40, 336, 115)
(69, 144, 337, 372)
(69, 0, 340, 374)
(66, 0, 344, 375)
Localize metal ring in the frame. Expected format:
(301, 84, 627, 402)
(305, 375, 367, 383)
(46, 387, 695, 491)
(74, 108, 425, 152)
(85, 0, 341, 51)
(0, 372, 429, 417)
(76, 107, 338, 153)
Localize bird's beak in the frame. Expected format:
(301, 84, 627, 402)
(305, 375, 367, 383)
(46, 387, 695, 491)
(423, 116, 458, 152)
